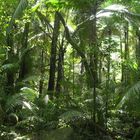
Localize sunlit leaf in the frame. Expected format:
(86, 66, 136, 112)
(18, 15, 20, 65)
(20, 87, 39, 101)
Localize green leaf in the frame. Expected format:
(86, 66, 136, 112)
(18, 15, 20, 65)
(20, 87, 39, 102)
(7, 0, 28, 33)
(31, 0, 43, 12)
(59, 110, 83, 122)
(117, 81, 140, 115)
(1, 63, 19, 72)
(5, 87, 39, 113)
(12, 0, 28, 19)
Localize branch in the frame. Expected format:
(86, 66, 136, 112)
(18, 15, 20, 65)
(36, 11, 54, 30)
(57, 12, 94, 82)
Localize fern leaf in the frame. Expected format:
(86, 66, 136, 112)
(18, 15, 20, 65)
(117, 81, 140, 114)
(1, 63, 19, 72)
(31, 0, 43, 12)
(5, 87, 39, 113)
(59, 110, 83, 122)
(20, 87, 39, 102)
(7, 0, 28, 33)
(13, 0, 28, 19)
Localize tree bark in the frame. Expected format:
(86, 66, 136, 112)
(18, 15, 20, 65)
(19, 22, 30, 80)
(57, 12, 94, 85)
(89, 3, 98, 123)
(39, 49, 45, 96)
(56, 38, 65, 95)
(136, 30, 140, 65)
(123, 23, 129, 85)
(136, 30, 140, 81)
(6, 33, 14, 94)
(105, 28, 111, 129)
(48, 12, 60, 95)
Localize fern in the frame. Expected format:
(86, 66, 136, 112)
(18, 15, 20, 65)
(97, 4, 140, 18)
(31, 0, 44, 12)
(1, 63, 19, 73)
(7, 0, 28, 33)
(20, 87, 39, 102)
(12, 0, 28, 19)
(117, 81, 140, 115)
(5, 94, 24, 112)
(5, 87, 39, 113)
(59, 110, 84, 123)
(95, 4, 140, 29)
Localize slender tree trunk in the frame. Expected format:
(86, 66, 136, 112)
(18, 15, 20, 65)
(39, 49, 45, 96)
(124, 23, 129, 85)
(105, 28, 111, 130)
(98, 55, 102, 84)
(136, 30, 140, 68)
(48, 12, 60, 95)
(57, 11, 95, 85)
(120, 35, 124, 82)
(124, 24, 129, 60)
(136, 30, 140, 81)
(89, 2, 98, 123)
(19, 22, 30, 80)
(79, 35, 85, 75)
(56, 40, 64, 95)
(6, 33, 14, 94)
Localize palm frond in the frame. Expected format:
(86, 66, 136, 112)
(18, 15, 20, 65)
(95, 4, 140, 27)
(20, 87, 39, 102)
(72, 4, 140, 38)
(12, 0, 28, 19)
(1, 63, 19, 73)
(96, 4, 140, 18)
(117, 81, 140, 115)
(31, 0, 44, 12)
(5, 87, 39, 113)
(7, 0, 28, 33)
(5, 94, 23, 112)
(59, 110, 84, 122)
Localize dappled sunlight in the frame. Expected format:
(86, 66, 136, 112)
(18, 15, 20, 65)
(0, 0, 140, 140)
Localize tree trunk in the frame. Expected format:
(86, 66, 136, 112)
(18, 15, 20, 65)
(56, 40, 64, 95)
(98, 55, 102, 84)
(120, 35, 124, 83)
(124, 23, 129, 85)
(57, 12, 94, 85)
(6, 32, 14, 94)
(105, 28, 111, 129)
(136, 30, 140, 70)
(48, 12, 60, 95)
(39, 49, 45, 96)
(19, 22, 30, 80)
(89, 2, 98, 123)
(136, 30, 140, 81)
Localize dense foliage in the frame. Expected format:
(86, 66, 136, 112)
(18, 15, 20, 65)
(0, 0, 140, 139)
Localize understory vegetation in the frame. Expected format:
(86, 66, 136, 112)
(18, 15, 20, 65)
(0, 0, 140, 140)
